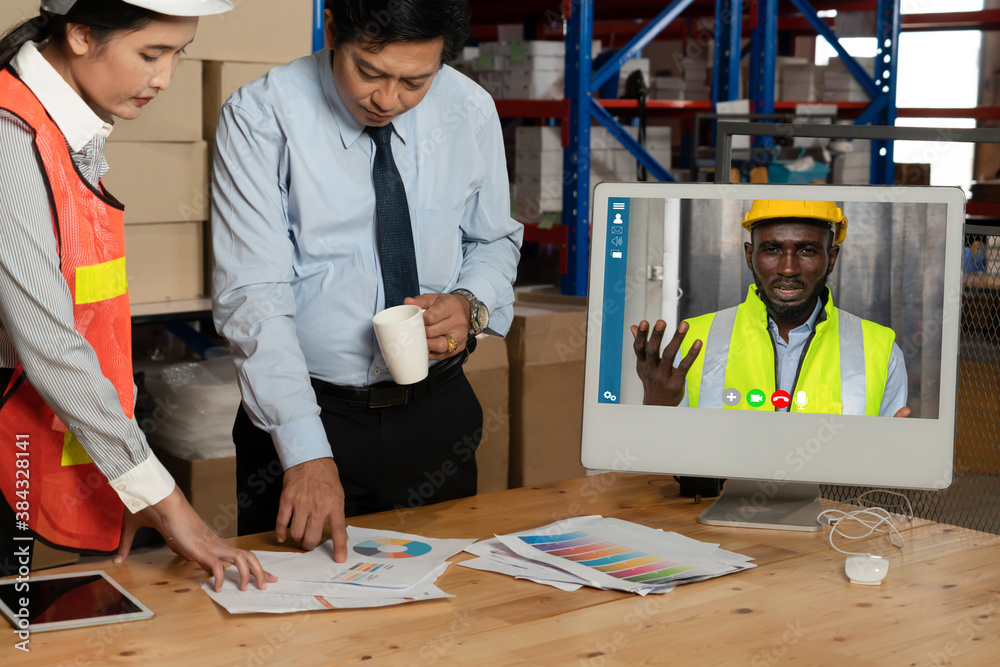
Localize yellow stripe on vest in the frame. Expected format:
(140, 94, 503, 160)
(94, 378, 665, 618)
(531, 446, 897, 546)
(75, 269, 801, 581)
(75, 257, 127, 304)
(61, 431, 93, 466)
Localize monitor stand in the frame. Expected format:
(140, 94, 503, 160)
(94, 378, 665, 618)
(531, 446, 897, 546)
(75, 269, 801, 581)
(696, 480, 824, 531)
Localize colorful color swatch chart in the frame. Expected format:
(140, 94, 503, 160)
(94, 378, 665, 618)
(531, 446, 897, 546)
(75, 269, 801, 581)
(519, 531, 694, 585)
(493, 516, 755, 595)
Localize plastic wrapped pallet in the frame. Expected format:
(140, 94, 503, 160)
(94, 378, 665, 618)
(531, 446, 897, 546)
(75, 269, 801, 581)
(140, 358, 240, 461)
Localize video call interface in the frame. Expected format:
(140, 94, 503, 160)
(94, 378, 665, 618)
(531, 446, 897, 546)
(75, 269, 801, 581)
(595, 197, 950, 420)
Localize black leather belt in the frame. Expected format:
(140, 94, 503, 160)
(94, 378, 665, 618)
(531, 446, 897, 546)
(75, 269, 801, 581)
(311, 352, 467, 409)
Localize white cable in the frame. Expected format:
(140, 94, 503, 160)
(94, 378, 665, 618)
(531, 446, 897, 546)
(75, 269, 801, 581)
(816, 490, 913, 557)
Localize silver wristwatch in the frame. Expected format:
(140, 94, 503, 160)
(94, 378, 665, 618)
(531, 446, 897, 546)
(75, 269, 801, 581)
(451, 288, 489, 335)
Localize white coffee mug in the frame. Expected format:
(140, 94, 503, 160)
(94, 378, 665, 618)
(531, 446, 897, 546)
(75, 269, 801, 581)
(372, 304, 429, 385)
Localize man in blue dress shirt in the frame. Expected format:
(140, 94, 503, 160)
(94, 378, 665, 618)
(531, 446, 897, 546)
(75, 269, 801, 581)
(211, 0, 523, 561)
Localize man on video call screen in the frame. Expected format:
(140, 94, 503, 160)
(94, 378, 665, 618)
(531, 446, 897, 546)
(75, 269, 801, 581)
(630, 200, 909, 418)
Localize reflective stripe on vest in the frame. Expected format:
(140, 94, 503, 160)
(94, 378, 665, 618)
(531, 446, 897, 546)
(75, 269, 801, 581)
(679, 286, 895, 415)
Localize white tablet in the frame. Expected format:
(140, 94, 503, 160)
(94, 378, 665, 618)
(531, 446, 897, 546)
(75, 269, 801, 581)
(0, 570, 154, 633)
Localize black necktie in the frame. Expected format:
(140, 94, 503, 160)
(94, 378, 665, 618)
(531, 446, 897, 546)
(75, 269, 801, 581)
(367, 124, 419, 308)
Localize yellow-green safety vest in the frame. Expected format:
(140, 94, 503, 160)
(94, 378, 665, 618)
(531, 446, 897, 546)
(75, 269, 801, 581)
(679, 286, 896, 415)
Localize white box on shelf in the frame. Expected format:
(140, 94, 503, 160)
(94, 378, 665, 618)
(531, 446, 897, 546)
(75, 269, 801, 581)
(516, 126, 563, 152)
(507, 69, 564, 88)
(506, 81, 562, 100)
(516, 149, 564, 178)
(507, 56, 564, 73)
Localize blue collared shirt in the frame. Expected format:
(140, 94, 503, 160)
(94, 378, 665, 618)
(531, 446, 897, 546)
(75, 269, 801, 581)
(212, 49, 523, 469)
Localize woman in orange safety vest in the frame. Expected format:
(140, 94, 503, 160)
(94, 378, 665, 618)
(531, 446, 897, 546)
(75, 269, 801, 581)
(0, 0, 274, 593)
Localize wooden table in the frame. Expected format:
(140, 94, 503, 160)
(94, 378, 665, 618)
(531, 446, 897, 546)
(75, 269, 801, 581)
(5, 474, 1000, 666)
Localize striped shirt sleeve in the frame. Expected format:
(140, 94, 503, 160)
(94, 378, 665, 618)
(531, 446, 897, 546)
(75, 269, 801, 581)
(0, 110, 173, 511)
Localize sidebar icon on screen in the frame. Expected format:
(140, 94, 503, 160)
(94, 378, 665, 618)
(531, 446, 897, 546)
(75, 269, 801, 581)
(598, 198, 630, 404)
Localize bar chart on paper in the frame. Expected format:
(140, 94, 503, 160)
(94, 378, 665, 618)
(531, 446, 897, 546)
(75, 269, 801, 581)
(492, 516, 755, 594)
(519, 531, 695, 584)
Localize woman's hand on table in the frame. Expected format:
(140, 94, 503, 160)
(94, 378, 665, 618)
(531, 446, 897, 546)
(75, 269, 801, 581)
(114, 486, 278, 593)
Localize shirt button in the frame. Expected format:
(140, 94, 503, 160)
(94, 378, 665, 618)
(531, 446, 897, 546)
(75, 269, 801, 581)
(131, 501, 141, 509)
(116, 483, 127, 492)
(374, 368, 381, 375)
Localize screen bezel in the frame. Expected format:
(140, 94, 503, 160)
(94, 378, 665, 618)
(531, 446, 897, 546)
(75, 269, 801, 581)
(0, 570, 155, 633)
(582, 182, 965, 490)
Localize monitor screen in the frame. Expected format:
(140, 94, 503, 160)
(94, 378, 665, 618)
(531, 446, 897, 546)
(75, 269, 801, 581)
(582, 183, 964, 507)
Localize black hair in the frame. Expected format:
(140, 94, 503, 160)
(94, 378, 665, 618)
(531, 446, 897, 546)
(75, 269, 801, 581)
(0, 0, 158, 70)
(325, 0, 470, 65)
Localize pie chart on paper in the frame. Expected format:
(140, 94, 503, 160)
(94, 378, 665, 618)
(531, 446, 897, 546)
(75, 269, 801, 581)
(353, 538, 433, 559)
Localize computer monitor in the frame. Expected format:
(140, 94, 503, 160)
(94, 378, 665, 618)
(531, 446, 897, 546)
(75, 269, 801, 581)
(581, 183, 964, 530)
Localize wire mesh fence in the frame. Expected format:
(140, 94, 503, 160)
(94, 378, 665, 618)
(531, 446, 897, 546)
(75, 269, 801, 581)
(823, 226, 1000, 534)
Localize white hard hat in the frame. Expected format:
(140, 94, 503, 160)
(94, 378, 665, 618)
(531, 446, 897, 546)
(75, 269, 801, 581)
(41, 0, 234, 16)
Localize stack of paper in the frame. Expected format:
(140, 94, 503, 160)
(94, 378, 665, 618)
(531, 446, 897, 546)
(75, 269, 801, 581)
(202, 526, 476, 614)
(460, 516, 755, 595)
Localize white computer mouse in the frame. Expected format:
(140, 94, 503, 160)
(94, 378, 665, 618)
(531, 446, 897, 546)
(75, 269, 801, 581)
(844, 554, 889, 585)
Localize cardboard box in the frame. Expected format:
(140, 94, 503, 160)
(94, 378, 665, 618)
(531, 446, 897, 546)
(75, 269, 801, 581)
(0, 1, 39, 31)
(780, 65, 824, 102)
(125, 221, 205, 304)
(895, 163, 931, 186)
(152, 447, 238, 538)
(109, 60, 201, 142)
(515, 285, 587, 308)
(464, 335, 511, 494)
(31, 542, 80, 572)
(104, 141, 209, 224)
(184, 0, 313, 64)
(506, 303, 588, 487)
(202, 61, 279, 140)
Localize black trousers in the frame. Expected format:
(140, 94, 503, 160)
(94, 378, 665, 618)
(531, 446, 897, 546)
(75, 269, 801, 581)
(235, 369, 482, 536)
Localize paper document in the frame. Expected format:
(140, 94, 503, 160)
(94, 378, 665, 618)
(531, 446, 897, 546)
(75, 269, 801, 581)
(201, 526, 473, 614)
(201, 568, 451, 614)
(460, 538, 587, 591)
(261, 526, 476, 589)
(473, 516, 755, 595)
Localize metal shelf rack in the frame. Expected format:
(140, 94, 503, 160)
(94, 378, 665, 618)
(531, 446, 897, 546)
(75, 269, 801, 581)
(557, 0, 910, 295)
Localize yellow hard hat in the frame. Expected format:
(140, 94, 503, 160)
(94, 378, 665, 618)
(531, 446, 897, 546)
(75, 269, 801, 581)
(741, 200, 848, 245)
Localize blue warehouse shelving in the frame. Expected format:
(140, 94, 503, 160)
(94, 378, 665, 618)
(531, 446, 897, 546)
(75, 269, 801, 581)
(557, 0, 903, 296)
